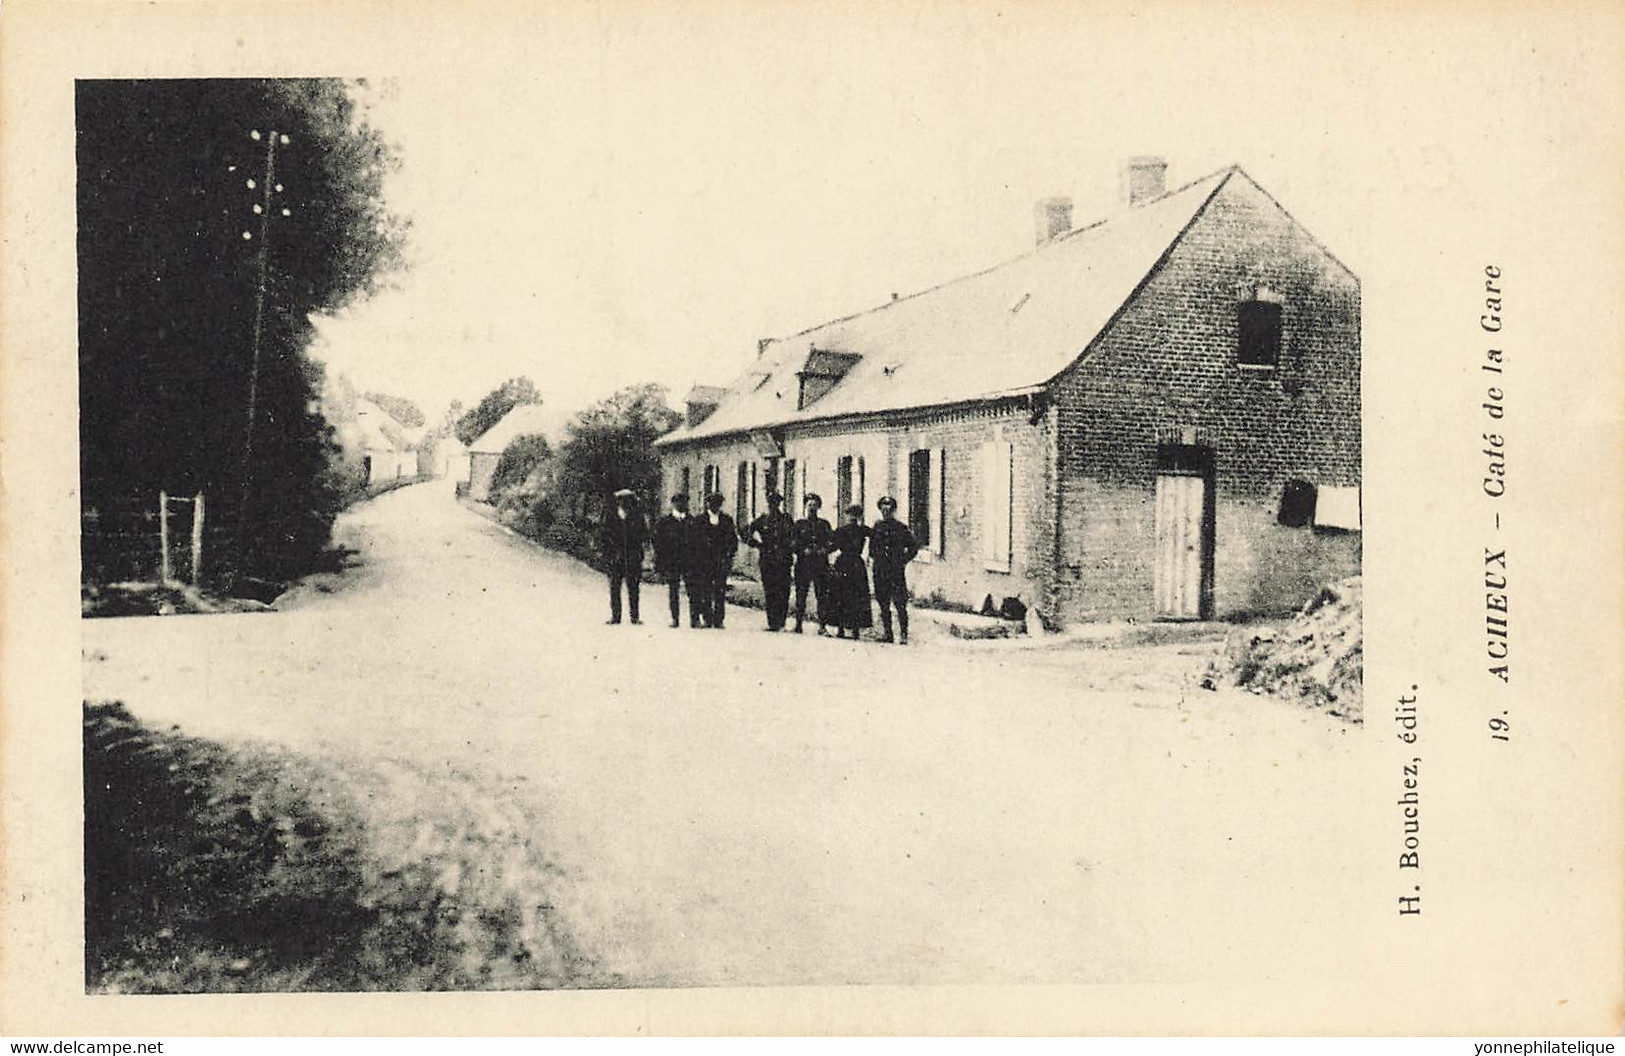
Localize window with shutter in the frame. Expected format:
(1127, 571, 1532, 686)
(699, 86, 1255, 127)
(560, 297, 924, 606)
(982, 440, 1013, 571)
(836, 456, 853, 513)
(935, 447, 947, 556)
(908, 449, 932, 551)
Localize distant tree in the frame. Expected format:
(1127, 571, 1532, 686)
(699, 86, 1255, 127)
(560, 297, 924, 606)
(77, 78, 408, 586)
(455, 377, 541, 446)
(435, 399, 465, 439)
(552, 383, 681, 521)
(362, 391, 425, 429)
(489, 434, 553, 500)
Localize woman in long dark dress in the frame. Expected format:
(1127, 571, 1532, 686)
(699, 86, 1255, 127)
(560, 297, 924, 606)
(830, 503, 873, 639)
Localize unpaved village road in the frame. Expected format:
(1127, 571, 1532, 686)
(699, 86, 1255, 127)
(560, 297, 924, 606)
(83, 480, 1363, 988)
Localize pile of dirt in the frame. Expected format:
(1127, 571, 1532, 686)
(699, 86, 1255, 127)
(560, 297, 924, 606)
(1215, 576, 1364, 722)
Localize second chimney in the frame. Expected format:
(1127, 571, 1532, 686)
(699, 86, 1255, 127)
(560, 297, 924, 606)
(1122, 155, 1168, 207)
(1033, 196, 1073, 246)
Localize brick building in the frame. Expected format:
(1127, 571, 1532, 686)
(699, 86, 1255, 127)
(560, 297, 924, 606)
(653, 161, 1361, 622)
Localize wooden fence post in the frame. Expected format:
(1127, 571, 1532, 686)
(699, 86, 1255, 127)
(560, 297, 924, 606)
(191, 492, 205, 586)
(158, 490, 172, 585)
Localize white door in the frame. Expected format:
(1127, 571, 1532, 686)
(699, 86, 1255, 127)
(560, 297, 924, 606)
(1153, 473, 1209, 619)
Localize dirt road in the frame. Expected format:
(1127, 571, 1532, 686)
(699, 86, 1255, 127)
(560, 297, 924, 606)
(82, 479, 1362, 988)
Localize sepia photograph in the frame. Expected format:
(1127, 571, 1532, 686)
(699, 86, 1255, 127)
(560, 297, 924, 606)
(3, 0, 1621, 1039)
(75, 73, 1365, 995)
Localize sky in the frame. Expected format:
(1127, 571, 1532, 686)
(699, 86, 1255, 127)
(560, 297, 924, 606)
(304, 4, 1503, 428)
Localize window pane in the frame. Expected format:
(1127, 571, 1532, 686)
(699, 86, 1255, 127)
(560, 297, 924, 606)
(1238, 300, 1282, 366)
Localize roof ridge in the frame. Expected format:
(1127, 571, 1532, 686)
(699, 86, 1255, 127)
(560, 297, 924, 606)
(1038, 166, 1238, 386)
(768, 164, 1237, 349)
(657, 163, 1252, 447)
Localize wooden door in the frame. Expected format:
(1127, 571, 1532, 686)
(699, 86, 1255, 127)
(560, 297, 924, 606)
(1154, 472, 1211, 619)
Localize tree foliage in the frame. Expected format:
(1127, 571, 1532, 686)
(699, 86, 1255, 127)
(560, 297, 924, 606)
(490, 434, 553, 499)
(77, 78, 408, 585)
(455, 377, 541, 446)
(552, 384, 682, 519)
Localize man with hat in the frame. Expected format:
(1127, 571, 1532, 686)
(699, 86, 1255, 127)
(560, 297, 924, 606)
(743, 490, 796, 631)
(652, 492, 703, 628)
(696, 491, 738, 628)
(791, 492, 834, 635)
(869, 494, 920, 644)
(600, 488, 649, 625)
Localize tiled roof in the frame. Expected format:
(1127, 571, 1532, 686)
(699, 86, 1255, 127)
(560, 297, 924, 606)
(355, 400, 417, 452)
(657, 166, 1239, 447)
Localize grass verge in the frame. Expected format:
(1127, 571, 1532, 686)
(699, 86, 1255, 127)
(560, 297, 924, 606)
(84, 701, 616, 992)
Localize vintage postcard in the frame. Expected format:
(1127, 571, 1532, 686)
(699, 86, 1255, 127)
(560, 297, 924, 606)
(1, 0, 1621, 1038)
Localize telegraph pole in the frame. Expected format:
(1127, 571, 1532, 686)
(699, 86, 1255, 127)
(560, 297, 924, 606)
(231, 127, 292, 583)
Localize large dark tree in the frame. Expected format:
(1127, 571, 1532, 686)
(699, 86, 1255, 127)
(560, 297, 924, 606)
(77, 79, 406, 586)
(553, 384, 682, 521)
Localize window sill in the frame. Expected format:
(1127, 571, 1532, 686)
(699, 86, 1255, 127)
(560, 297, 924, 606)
(1237, 363, 1278, 372)
(983, 562, 1013, 574)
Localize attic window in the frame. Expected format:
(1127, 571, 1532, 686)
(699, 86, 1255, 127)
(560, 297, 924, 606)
(1237, 296, 1282, 369)
(797, 348, 862, 409)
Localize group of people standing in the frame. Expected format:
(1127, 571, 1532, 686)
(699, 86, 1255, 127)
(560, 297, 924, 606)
(598, 486, 920, 643)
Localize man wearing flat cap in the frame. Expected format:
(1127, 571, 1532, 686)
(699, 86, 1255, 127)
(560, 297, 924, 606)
(653, 492, 703, 628)
(744, 490, 796, 631)
(600, 488, 648, 625)
(869, 494, 920, 644)
(696, 491, 738, 628)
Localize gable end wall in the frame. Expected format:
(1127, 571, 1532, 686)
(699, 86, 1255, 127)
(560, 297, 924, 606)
(1049, 175, 1363, 620)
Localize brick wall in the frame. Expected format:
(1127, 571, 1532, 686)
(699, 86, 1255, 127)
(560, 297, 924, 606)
(1050, 171, 1361, 620)
(658, 402, 1055, 609)
(655, 171, 1361, 623)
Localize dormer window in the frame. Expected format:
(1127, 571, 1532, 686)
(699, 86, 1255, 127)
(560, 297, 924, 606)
(1237, 285, 1283, 369)
(797, 347, 862, 409)
(684, 384, 727, 427)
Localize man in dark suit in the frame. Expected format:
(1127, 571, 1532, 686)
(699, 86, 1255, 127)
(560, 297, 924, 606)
(869, 494, 920, 644)
(696, 491, 738, 628)
(791, 492, 834, 635)
(653, 492, 702, 628)
(600, 488, 648, 625)
(743, 491, 796, 632)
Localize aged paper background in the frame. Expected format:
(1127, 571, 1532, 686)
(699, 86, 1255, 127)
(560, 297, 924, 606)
(2, 0, 1622, 1036)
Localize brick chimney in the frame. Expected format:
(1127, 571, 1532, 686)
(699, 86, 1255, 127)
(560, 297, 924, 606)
(1121, 156, 1168, 206)
(1033, 196, 1073, 246)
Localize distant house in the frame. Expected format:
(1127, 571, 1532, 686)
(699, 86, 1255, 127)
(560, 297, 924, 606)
(464, 403, 555, 502)
(654, 160, 1361, 623)
(354, 400, 421, 486)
